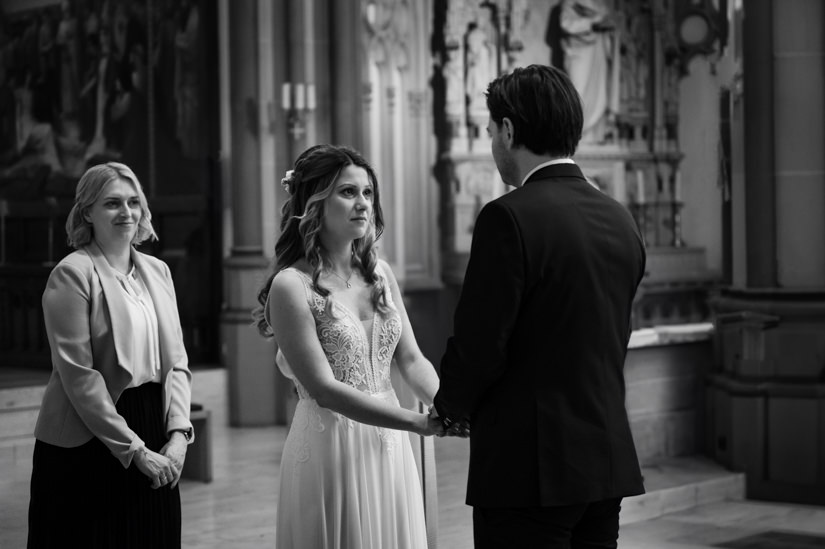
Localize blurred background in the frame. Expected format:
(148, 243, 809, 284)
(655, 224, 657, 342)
(1, 0, 824, 546)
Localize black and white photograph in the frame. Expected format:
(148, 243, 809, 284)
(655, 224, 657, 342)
(1, 1, 824, 548)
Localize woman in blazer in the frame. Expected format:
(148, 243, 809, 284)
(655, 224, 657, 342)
(28, 162, 194, 549)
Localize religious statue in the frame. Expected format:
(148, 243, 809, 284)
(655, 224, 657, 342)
(465, 20, 494, 121)
(559, 0, 617, 144)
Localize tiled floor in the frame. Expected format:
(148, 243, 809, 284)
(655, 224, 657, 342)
(3, 368, 824, 548)
(431, 439, 825, 549)
(619, 500, 825, 549)
(5, 428, 825, 549)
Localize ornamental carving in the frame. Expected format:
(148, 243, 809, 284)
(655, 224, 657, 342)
(365, 0, 412, 72)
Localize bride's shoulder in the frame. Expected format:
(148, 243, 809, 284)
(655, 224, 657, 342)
(375, 258, 398, 285)
(271, 263, 312, 296)
(266, 266, 318, 330)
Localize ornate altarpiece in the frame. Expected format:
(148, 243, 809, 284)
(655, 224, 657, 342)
(433, 0, 719, 327)
(361, 0, 440, 290)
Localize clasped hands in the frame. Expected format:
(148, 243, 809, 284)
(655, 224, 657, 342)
(133, 432, 188, 489)
(428, 406, 470, 438)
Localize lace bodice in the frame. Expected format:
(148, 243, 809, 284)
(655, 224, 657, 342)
(275, 267, 402, 399)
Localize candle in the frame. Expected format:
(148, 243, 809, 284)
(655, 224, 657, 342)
(281, 82, 291, 110)
(636, 170, 645, 204)
(674, 171, 682, 202)
(306, 84, 316, 111)
(294, 83, 305, 111)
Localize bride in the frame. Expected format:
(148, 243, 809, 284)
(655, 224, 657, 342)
(253, 144, 444, 548)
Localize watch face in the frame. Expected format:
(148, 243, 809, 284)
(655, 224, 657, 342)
(680, 13, 711, 45)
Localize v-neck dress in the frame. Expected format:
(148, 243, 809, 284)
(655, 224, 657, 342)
(269, 267, 427, 549)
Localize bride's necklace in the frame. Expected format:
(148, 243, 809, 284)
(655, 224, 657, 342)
(329, 268, 354, 288)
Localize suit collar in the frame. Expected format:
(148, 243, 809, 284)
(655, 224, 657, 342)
(520, 158, 575, 185)
(86, 243, 181, 378)
(523, 163, 586, 185)
(133, 250, 182, 376)
(85, 242, 135, 379)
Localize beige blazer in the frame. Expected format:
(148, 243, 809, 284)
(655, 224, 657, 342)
(35, 242, 193, 468)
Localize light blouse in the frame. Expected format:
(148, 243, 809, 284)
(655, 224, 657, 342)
(114, 266, 162, 388)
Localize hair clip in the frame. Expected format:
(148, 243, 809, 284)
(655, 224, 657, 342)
(281, 170, 295, 193)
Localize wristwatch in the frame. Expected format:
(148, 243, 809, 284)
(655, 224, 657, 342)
(172, 428, 192, 442)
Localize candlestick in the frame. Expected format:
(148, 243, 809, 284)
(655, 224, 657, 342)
(635, 203, 648, 247)
(636, 170, 645, 204)
(281, 83, 291, 110)
(672, 203, 684, 247)
(306, 84, 316, 111)
(674, 171, 682, 202)
(294, 83, 305, 111)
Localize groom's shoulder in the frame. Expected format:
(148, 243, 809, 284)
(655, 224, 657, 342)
(477, 193, 516, 224)
(488, 183, 552, 214)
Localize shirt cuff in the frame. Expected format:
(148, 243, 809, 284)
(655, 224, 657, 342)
(125, 437, 146, 468)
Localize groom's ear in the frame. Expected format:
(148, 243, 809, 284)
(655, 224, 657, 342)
(502, 117, 515, 148)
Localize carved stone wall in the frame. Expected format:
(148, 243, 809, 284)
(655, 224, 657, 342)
(364, 0, 439, 288)
(433, 0, 719, 325)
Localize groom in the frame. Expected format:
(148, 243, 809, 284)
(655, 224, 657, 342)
(433, 64, 646, 548)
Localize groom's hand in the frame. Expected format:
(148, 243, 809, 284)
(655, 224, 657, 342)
(446, 419, 470, 438)
(429, 406, 470, 438)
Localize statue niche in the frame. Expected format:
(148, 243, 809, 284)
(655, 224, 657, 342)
(554, 0, 618, 145)
(433, 0, 720, 328)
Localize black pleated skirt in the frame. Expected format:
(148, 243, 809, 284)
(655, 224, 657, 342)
(28, 383, 181, 549)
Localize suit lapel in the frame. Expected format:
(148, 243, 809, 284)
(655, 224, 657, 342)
(132, 249, 180, 378)
(86, 242, 135, 378)
(134, 250, 183, 415)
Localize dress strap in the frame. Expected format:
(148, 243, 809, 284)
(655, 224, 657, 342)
(373, 262, 395, 308)
(264, 267, 315, 329)
(279, 267, 313, 299)
(280, 267, 327, 316)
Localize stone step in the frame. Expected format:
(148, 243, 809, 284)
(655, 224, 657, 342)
(0, 436, 34, 476)
(1, 373, 743, 528)
(621, 455, 745, 524)
(0, 384, 44, 446)
(437, 435, 744, 530)
(0, 384, 45, 410)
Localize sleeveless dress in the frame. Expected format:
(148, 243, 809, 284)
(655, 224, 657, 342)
(269, 267, 428, 549)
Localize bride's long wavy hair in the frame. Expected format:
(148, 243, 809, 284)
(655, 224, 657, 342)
(252, 144, 389, 337)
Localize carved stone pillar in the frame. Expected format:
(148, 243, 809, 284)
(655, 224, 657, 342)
(734, 0, 825, 291)
(741, 0, 777, 287)
(331, 0, 366, 150)
(771, 7, 825, 287)
(708, 0, 825, 505)
(220, 0, 277, 426)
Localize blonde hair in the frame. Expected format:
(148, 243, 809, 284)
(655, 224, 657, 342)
(65, 162, 157, 249)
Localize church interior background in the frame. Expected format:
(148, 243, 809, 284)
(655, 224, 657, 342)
(1, 0, 824, 542)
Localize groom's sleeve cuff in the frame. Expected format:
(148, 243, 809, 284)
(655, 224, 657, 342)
(433, 393, 455, 430)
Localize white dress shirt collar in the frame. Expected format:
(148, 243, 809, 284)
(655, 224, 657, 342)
(520, 158, 576, 187)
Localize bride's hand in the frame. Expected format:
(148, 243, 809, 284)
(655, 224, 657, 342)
(417, 413, 446, 437)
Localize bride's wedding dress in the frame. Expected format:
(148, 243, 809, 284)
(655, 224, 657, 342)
(271, 268, 428, 549)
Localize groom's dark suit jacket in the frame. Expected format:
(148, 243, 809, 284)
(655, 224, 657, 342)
(435, 163, 646, 507)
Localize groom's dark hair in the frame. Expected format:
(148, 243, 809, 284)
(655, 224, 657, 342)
(486, 64, 583, 158)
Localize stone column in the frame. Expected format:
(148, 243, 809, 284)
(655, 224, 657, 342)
(220, 0, 277, 426)
(708, 0, 825, 505)
(740, 1, 777, 287)
(771, 2, 825, 286)
(330, 0, 366, 149)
